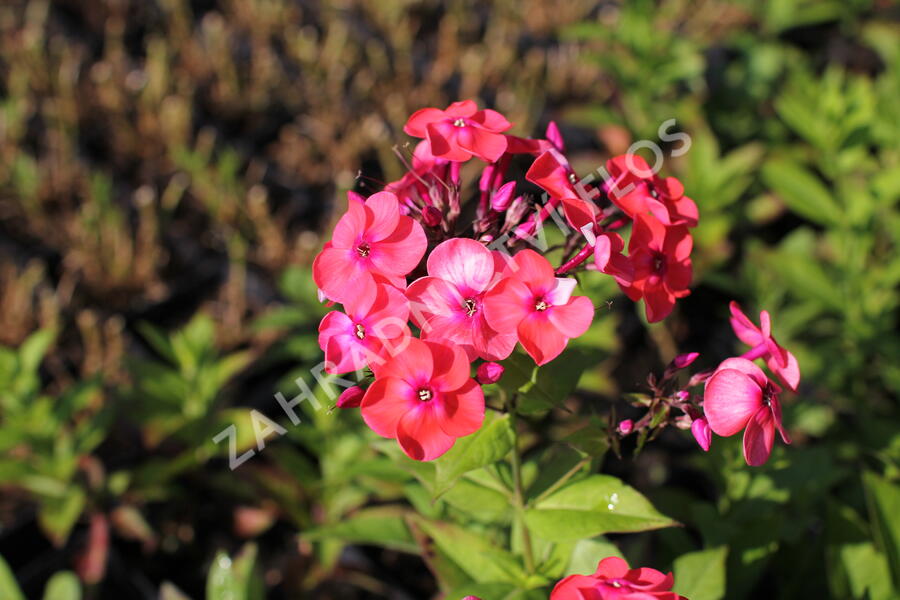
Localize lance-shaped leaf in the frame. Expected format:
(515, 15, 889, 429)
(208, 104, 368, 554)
(524, 475, 677, 541)
(432, 413, 514, 497)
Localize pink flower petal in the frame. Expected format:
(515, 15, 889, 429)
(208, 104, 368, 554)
(363, 192, 401, 242)
(767, 348, 800, 392)
(482, 277, 532, 333)
(360, 376, 417, 437)
(703, 367, 763, 437)
(743, 405, 775, 466)
(595, 557, 630, 579)
(728, 301, 764, 347)
(404, 107, 447, 137)
(331, 198, 368, 248)
(396, 404, 457, 461)
(426, 238, 496, 294)
(443, 100, 478, 118)
(508, 249, 556, 293)
(545, 278, 578, 306)
(368, 216, 427, 277)
(716, 357, 769, 389)
(457, 127, 508, 163)
(426, 121, 472, 162)
(518, 313, 569, 365)
(374, 337, 434, 382)
(547, 296, 594, 339)
(436, 378, 485, 437)
(469, 108, 512, 131)
(312, 246, 373, 304)
(426, 340, 471, 392)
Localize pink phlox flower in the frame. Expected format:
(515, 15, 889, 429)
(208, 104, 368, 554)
(318, 280, 410, 374)
(605, 154, 698, 228)
(483, 249, 594, 365)
(313, 191, 426, 304)
(361, 338, 485, 461)
(526, 148, 600, 233)
(704, 357, 792, 466)
(403, 100, 512, 163)
(551, 556, 686, 600)
(406, 238, 517, 361)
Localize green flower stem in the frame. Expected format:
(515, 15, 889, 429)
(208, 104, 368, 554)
(508, 399, 536, 574)
(529, 455, 591, 507)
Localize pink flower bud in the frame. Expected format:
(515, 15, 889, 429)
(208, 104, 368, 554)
(688, 368, 714, 387)
(673, 390, 689, 403)
(421, 206, 442, 227)
(336, 386, 365, 408)
(618, 419, 634, 435)
(476, 362, 504, 385)
(546, 121, 565, 152)
(490, 181, 516, 212)
(691, 417, 711, 452)
(673, 352, 700, 369)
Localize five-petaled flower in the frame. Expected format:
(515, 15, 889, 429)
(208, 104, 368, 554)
(406, 238, 517, 361)
(318, 282, 410, 374)
(403, 100, 512, 163)
(313, 191, 426, 304)
(619, 214, 693, 323)
(361, 338, 485, 461)
(703, 357, 792, 466)
(551, 556, 686, 600)
(605, 154, 698, 228)
(484, 249, 594, 365)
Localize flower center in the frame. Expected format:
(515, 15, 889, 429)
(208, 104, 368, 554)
(463, 298, 477, 317)
(356, 242, 371, 257)
(652, 252, 666, 274)
(763, 383, 778, 406)
(534, 299, 549, 312)
(355, 324, 366, 339)
(417, 388, 433, 402)
(452, 118, 466, 127)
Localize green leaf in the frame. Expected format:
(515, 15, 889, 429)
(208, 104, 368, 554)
(0, 554, 25, 600)
(411, 517, 528, 585)
(38, 487, 86, 546)
(43, 571, 81, 600)
(566, 538, 624, 576)
(206, 543, 264, 600)
(302, 507, 418, 553)
(525, 475, 677, 541)
(761, 159, 842, 227)
(498, 350, 593, 415)
(673, 546, 728, 600)
(862, 472, 900, 588)
(18, 329, 55, 374)
(433, 413, 514, 497)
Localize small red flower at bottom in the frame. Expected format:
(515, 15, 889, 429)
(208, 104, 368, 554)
(551, 556, 685, 600)
(361, 338, 484, 461)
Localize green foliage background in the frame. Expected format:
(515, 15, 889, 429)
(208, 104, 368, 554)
(0, 0, 898, 598)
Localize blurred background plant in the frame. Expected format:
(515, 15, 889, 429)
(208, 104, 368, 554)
(0, 0, 898, 598)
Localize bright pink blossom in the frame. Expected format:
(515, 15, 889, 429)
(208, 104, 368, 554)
(703, 357, 791, 466)
(592, 231, 634, 288)
(551, 557, 685, 600)
(318, 282, 410, 373)
(406, 238, 517, 361)
(618, 419, 634, 435)
(361, 338, 485, 461)
(605, 154, 698, 228)
(729, 301, 800, 392)
(313, 192, 426, 303)
(621, 214, 692, 323)
(403, 100, 511, 163)
(483, 249, 594, 365)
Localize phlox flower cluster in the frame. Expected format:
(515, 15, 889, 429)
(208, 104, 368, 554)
(311, 100, 797, 466)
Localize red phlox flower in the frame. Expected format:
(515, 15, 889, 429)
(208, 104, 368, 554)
(313, 191, 426, 304)
(703, 357, 792, 466)
(620, 214, 692, 323)
(526, 148, 600, 233)
(361, 338, 485, 461)
(483, 249, 594, 365)
(318, 281, 410, 374)
(605, 154, 698, 228)
(406, 238, 517, 361)
(551, 557, 686, 600)
(404, 100, 512, 163)
(729, 301, 800, 392)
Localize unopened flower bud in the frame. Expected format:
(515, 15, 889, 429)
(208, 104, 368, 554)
(491, 181, 516, 212)
(546, 121, 565, 152)
(691, 417, 711, 452)
(422, 206, 442, 227)
(618, 419, 634, 435)
(673, 352, 700, 369)
(476, 362, 504, 385)
(336, 386, 365, 408)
